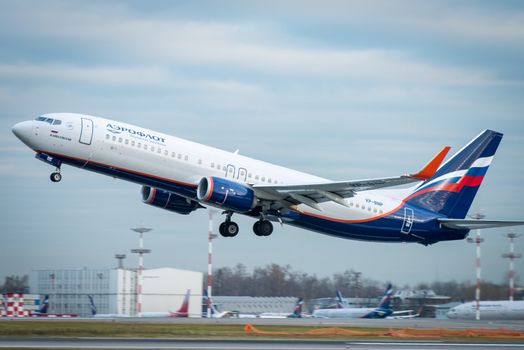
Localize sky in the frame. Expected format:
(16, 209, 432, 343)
(1, 0, 523, 290)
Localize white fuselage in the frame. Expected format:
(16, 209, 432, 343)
(447, 300, 524, 320)
(14, 113, 406, 222)
(312, 307, 377, 319)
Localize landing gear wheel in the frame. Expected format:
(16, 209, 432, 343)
(253, 220, 273, 236)
(50, 172, 62, 182)
(219, 221, 239, 237)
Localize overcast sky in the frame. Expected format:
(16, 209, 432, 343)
(1, 1, 523, 291)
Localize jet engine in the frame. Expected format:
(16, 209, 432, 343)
(197, 176, 256, 213)
(141, 186, 201, 215)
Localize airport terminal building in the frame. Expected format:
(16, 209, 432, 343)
(30, 267, 202, 317)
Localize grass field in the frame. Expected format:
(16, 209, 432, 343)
(1, 320, 524, 342)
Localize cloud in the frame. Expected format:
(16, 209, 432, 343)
(0, 2, 512, 88)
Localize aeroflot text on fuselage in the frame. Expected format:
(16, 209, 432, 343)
(11, 113, 524, 243)
(106, 123, 166, 144)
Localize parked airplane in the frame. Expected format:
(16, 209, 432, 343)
(447, 300, 524, 320)
(202, 291, 236, 318)
(257, 298, 304, 318)
(313, 285, 394, 319)
(138, 289, 191, 317)
(203, 291, 303, 318)
(12, 114, 524, 244)
(88, 295, 129, 318)
(30, 295, 78, 317)
(336, 290, 347, 308)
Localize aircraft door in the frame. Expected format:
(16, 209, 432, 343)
(237, 167, 247, 182)
(225, 164, 235, 178)
(401, 207, 414, 234)
(79, 118, 94, 145)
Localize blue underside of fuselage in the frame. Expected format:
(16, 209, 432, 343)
(48, 152, 469, 244)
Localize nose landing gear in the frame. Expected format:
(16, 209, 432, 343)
(50, 168, 62, 182)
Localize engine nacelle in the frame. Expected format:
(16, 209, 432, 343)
(197, 176, 256, 213)
(142, 186, 200, 215)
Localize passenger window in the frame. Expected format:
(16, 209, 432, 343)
(184, 155, 188, 161)
(157, 148, 161, 154)
(105, 134, 110, 140)
(118, 137, 122, 143)
(177, 154, 182, 159)
(124, 139, 129, 145)
(255, 175, 259, 180)
(151, 146, 155, 152)
(144, 144, 148, 150)
(171, 152, 175, 158)
(198, 159, 202, 165)
(164, 150, 168, 156)
(211, 163, 215, 168)
(268, 179, 272, 184)
(248, 173, 252, 178)
(112, 136, 116, 141)
(261, 177, 266, 182)
(131, 141, 135, 147)
(137, 142, 141, 148)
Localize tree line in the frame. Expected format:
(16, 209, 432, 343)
(212, 263, 519, 301)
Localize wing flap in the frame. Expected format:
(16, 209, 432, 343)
(439, 219, 524, 230)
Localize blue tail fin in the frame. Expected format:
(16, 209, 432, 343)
(377, 284, 393, 310)
(38, 295, 49, 314)
(406, 130, 502, 219)
(88, 295, 97, 316)
(336, 290, 345, 309)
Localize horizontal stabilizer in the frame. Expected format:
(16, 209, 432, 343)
(438, 218, 524, 230)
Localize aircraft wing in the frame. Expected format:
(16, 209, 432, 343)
(253, 146, 450, 211)
(438, 219, 524, 230)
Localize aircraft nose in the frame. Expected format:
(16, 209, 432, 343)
(12, 120, 33, 142)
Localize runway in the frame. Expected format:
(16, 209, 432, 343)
(0, 338, 524, 350)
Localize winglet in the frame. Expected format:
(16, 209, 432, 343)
(409, 146, 451, 181)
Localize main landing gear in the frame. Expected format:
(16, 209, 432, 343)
(218, 211, 274, 237)
(50, 168, 62, 182)
(219, 211, 239, 237)
(253, 219, 273, 236)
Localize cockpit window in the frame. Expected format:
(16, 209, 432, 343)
(35, 116, 56, 124)
(52, 119, 62, 125)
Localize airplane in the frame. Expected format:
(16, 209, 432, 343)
(88, 295, 129, 318)
(257, 298, 304, 318)
(447, 300, 524, 320)
(202, 291, 303, 318)
(138, 289, 191, 317)
(336, 290, 347, 308)
(12, 113, 524, 244)
(30, 295, 78, 317)
(313, 285, 394, 319)
(202, 291, 235, 318)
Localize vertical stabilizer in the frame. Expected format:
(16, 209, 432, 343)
(406, 130, 502, 218)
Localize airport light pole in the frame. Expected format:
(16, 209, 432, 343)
(131, 227, 152, 316)
(207, 210, 217, 318)
(467, 212, 485, 321)
(502, 232, 522, 301)
(115, 254, 126, 269)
